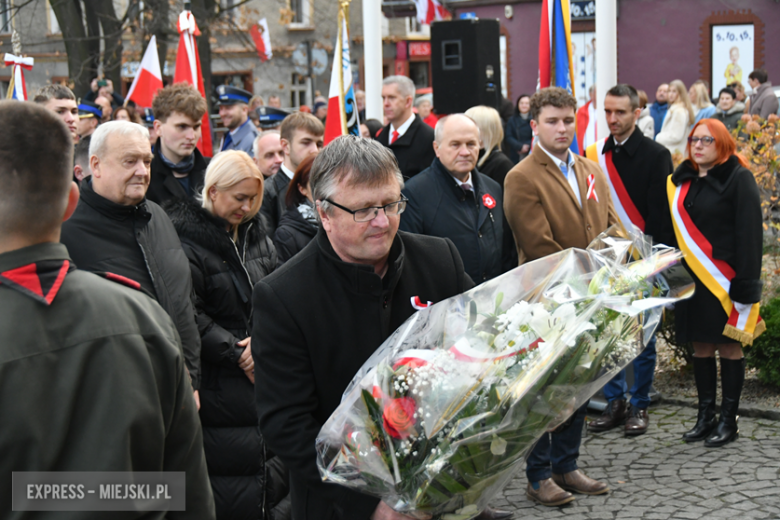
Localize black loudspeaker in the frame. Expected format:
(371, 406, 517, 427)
(431, 18, 501, 114)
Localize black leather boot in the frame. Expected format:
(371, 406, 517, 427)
(705, 357, 744, 447)
(682, 357, 718, 442)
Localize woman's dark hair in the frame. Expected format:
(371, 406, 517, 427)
(112, 105, 142, 124)
(363, 118, 383, 139)
(514, 94, 531, 115)
(285, 154, 317, 208)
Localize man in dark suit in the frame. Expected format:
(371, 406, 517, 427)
(375, 75, 435, 178)
(147, 83, 209, 206)
(253, 136, 512, 520)
(585, 84, 674, 437)
(401, 114, 504, 284)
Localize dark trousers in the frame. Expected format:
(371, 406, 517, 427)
(525, 404, 587, 482)
(603, 335, 657, 409)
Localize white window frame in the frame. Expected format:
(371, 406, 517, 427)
(0, 0, 11, 34)
(47, 0, 61, 35)
(405, 16, 430, 38)
(287, 0, 312, 28)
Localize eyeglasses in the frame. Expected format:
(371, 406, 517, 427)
(324, 196, 408, 222)
(688, 136, 715, 146)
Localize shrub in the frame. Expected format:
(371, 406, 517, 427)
(745, 296, 780, 388)
(657, 310, 694, 365)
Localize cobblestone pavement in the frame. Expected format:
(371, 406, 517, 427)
(491, 404, 780, 519)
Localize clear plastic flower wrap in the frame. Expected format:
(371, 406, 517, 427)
(316, 227, 694, 519)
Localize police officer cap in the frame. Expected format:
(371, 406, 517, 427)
(142, 107, 155, 128)
(78, 100, 103, 119)
(255, 106, 290, 129)
(216, 85, 252, 106)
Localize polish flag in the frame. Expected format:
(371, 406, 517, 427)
(323, 14, 360, 145)
(174, 10, 213, 157)
(414, 0, 449, 25)
(125, 35, 163, 108)
(250, 18, 272, 62)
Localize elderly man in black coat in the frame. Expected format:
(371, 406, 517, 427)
(253, 136, 513, 520)
(400, 114, 504, 285)
(61, 121, 202, 396)
(375, 75, 436, 179)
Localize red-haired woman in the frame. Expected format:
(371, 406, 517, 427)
(668, 119, 763, 447)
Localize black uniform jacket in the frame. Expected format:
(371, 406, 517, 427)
(0, 243, 214, 518)
(375, 114, 436, 179)
(61, 180, 202, 388)
(252, 229, 474, 520)
(165, 199, 286, 519)
(602, 127, 676, 246)
(147, 139, 209, 206)
(671, 156, 763, 342)
(401, 157, 504, 283)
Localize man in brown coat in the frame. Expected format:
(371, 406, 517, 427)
(505, 88, 618, 265)
(504, 87, 617, 507)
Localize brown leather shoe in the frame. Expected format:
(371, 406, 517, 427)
(624, 406, 649, 436)
(588, 399, 627, 432)
(552, 469, 609, 495)
(475, 507, 514, 519)
(525, 478, 575, 506)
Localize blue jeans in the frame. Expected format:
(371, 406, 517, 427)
(603, 335, 657, 409)
(526, 404, 587, 482)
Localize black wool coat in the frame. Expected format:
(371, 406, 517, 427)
(671, 156, 763, 343)
(401, 158, 505, 283)
(61, 181, 202, 389)
(252, 230, 474, 520)
(375, 114, 436, 179)
(147, 140, 209, 206)
(603, 127, 676, 246)
(164, 199, 288, 520)
(260, 170, 292, 235)
(273, 207, 319, 264)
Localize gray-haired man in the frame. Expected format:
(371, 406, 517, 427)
(253, 136, 513, 520)
(375, 75, 436, 178)
(60, 121, 202, 401)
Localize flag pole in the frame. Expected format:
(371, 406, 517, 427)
(595, 0, 617, 139)
(361, 0, 383, 121)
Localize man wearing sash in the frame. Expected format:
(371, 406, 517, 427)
(504, 87, 616, 507)
(585, 84, 674, 437)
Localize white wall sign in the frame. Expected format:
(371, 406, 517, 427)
(711, 24, 754, 95)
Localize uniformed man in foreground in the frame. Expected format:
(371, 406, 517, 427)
(217, 85, 259, 156)
(0, 101, 214, 518)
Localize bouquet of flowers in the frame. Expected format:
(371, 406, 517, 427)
(316, 227, 694, 519)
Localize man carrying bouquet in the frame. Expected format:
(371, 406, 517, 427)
(585, 84, 675, 437)
(503, 87, 618, 506)
(253, 136, 512, 520)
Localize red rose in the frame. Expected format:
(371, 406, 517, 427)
(383, 397, 417, 439)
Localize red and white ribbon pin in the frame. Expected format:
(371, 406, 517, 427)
(586, 174, 599, 202)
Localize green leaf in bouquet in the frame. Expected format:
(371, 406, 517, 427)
(494, 292, 504, 314)
(414, 480, 453, 509)
(468, 300, 478, 329)
(361, 389, 393, 466)
(434, 468, 469, 494)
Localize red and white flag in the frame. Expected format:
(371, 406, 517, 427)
(323, 9, 360, 145)
(125, 35, 163, 108)
(413, 0, 449, 25)
(250, 18, 272, 62)
(174, 9, 213, 157)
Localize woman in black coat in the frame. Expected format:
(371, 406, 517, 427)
(504, 94, 533, 164)
(165, 150, 290, 520)
(670, 119, 763, 448)
(273, 155, 319, 264)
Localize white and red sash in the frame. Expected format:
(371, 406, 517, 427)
(667, 177, 765, 345)
(586, 138, 645, 232)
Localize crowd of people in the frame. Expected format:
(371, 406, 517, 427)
(0, 64, 768, 519)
